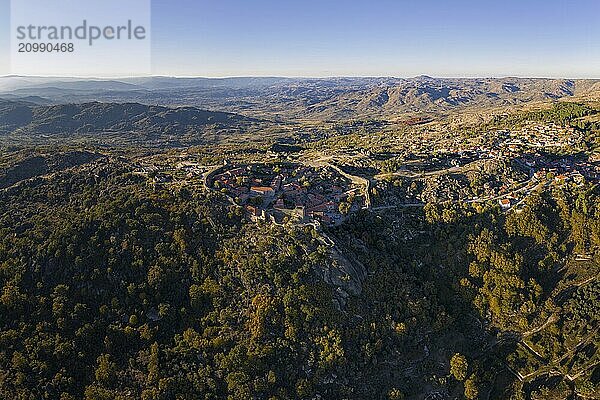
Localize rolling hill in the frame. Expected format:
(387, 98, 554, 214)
(0, 100, 261, 136)
(2, 76, 600, 120)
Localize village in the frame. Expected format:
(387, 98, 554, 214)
(209, 163, 366, 226)
(372, 121, 600, 211)
(131, 120, 600, 223)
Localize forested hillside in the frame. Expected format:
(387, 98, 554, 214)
(0, 101, 259, 136)
(0, 149, 598, 399)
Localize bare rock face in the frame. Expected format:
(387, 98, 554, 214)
(314, 234, 368, 310)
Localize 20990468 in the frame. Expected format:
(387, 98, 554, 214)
(18, 42, 74, 53)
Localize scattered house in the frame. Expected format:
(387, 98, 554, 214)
(226, 167, 245, 177)
(237, 193, 250, 204)
(534, 170, 546, 180)
(309, 211, 325, 220)
(294, 206, 307, 219)
(245, 205, 261, 217)
(554, 174, 568, 184)
(572, 172, 585, 185)
(274, 198, 286, 209)
(251, 186, 275, 196)
(271, 176, 282, 191)
(283, 182, 303, 195)
(325, 201, 336, 212)
(499, 198, 511, 211)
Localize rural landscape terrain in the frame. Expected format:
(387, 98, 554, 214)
(0, 76, 599, 400)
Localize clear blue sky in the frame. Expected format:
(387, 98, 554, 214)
(0, 0, 8, 75)
(2, 0, 600, 78)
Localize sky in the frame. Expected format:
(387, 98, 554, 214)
(0, 0, 8, 74)
(1, 0, 600, 78)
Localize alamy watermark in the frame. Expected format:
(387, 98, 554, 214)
(11, 0, 151, 76)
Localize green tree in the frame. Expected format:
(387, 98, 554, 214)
(339, 201, 351, 215)
(464, 375, 479, 399)
(95, 354, 116, 385)
(450, 353, 468, 381)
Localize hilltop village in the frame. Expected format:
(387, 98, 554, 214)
(209, 164, 366, 226)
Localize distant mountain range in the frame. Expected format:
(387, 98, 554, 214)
(1, 76, 600, 121)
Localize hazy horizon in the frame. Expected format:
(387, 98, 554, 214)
(1, 74, 600, 81)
